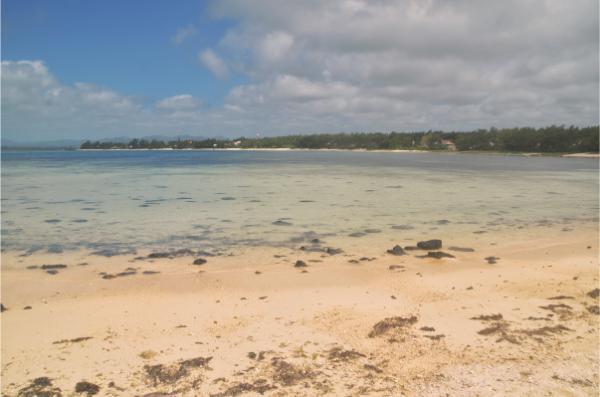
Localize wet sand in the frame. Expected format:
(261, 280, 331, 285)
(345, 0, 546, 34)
(1, 225, 598, 396)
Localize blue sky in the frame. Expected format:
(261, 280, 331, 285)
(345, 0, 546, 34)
(1, 0, 598, 142)
(2, 0, 243, 107)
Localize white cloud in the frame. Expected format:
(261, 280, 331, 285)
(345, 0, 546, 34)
(2, 0, 598, 141)
(198, 48, 229, 79)
(156, 94, 201, 110)
(257, 31, 294, 64)
(171, 24, 197, 45)
(213, 0, 598, 131)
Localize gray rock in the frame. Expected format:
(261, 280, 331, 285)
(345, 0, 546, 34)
(41, 264, 67, 270)
(427, 251, 455, 259)
(448, 246, 475, 252)
(386, 245, 405, 256)
(294, 260, 308, 268)
(417, 239, 442, 250)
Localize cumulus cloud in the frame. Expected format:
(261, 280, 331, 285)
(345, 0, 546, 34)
(1, 61, 209, 140)
(198, 48, 229, 79)
(213, 0, 598, 131)
(1, 60, 147, 140)
(2, 0, 598, 141)
(257, 31, 294, 64)
(171, 24, 197, 45)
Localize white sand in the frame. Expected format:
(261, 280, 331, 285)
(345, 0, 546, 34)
(1, 225, 598, 396)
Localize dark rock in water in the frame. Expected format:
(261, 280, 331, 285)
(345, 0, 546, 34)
(587, 288, 600, 299)
(448, 246, 475, 252)
(148, 252, 171, 258)
(294, 260, 307, 268)
(91, 247, 136, 257)
(484, 256, 499, 264)
(325, 247, 343, 255)
(75, 381, 100, 395)
(47, 244, 64, 254)
(349, 232, 367, 238)
(1, 303, 6, 312)
(171, 248, 195, 257)
(417, 240, 442, 250)
(41, 264, 67, 270)
(386, 245, 405, 256)
(310, 238, 320, 244)
(426, 251, 455, 259)
(44, 219, 62, 224)
(436, 219, 450, 225)
(391, 225, 414, 230)
(299, 245, 323, 253)
(221, 197, 236, 201)
(193, 258, 207, 265)
(18, 377, 62, 397)
(364, 229, 381, 233)
(272, 220, 292, 226)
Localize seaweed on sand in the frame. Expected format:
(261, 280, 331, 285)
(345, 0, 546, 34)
(271, 358, 316, 386)
(326, 346, 366, 362)
(18, 377, 62, 397)
(368, 315, 418, 338)
(144, 356, 213, 387)
(210, 379, 276, 397)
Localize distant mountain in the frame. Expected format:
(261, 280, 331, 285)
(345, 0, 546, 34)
(1, 134, 209, 149)
(1, 138, 83, 149)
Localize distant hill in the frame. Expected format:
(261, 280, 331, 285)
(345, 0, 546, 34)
(1, 138, 83, 149)
(2, 134, 208, 149)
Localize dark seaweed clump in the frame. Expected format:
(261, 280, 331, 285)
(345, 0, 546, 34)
(368, 315, 418, 337)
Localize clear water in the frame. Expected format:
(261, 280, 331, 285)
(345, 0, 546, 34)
(1, 150, 598, 255)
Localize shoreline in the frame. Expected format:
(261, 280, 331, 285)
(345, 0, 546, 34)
(2, 225, 598, 396)
(70, 148, 600, 158)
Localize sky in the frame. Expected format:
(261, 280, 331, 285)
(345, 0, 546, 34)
(1, 0, 599, 142)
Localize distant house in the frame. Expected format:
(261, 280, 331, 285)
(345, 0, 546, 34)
(441, 139, 457, 151)
(233, 140, 242, 147)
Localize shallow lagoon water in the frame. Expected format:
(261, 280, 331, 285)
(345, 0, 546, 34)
(1, 150, 598, 256)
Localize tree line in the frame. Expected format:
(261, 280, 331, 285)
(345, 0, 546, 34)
(80, 125, 599, 153)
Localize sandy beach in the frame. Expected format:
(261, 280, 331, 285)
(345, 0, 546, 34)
(1, 223, 598, 396)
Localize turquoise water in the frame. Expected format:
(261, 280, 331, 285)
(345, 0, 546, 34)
(1, 150, 598, 255)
